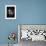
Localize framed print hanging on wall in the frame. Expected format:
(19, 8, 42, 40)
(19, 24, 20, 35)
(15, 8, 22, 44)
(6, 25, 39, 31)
(5, 5, 16, 19)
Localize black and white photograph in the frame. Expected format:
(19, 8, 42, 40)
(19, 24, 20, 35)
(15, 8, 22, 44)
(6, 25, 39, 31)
(5, 5, 16, 19)
(18, 24, 46, 46)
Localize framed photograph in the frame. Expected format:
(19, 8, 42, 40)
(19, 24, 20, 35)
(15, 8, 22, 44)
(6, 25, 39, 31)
(18, 24, 46, 43)
(5, 5, 16, 19)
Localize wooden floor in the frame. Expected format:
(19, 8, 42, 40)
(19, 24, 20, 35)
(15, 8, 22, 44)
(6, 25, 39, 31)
(0, 40, 46, 46)
(19, 39, 46, 46)
(0, 44, 18, 46)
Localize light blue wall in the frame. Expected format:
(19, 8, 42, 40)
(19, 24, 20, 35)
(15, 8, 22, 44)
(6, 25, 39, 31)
(0, 0, 46, 44)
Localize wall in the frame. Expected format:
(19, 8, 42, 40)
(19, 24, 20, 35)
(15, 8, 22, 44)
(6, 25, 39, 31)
(0, 0, 46, 44)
